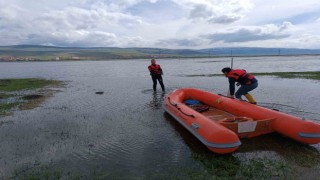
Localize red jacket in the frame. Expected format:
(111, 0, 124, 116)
(148, 64, 163, 75)
(227, 69, 255, 85)
(227, 69, 257, 95)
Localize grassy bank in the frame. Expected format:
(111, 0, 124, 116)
(187, 71, 320, 80)
(252, 71, 320, 80)
(0, 78, 61, 116)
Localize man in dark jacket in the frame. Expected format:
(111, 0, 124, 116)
(148, 59, 165, 91)
(221, 67, 258, 104)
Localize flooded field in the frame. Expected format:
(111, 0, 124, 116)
(0, 56, 320, 179)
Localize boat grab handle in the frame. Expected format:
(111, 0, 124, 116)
(168, 97, 195, 118)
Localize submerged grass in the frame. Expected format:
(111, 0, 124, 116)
(0, 78, 61, 117)
(0, 78, 60, 91)
(188, 153, 291, 179)
(0, 93, 15, 99)
(12, 165, 62, 180)
(0, 102, 21, 115)
(8, 157, 295, 180)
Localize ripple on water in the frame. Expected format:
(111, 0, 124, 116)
(141, 88, 180, 111)
(144, 93, 166, 110)
(259, 102, 320, 121)
(71, 136, 131, 162)
(70, 120, 186, 169)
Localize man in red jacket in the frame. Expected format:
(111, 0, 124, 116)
(221, 67, 258, 104)
(148, 59, 165, 91)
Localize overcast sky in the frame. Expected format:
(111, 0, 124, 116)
(1, 0, 320, 49)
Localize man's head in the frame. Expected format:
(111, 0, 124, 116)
(151, 59, 156, 65)
(221, 67, 232, 77)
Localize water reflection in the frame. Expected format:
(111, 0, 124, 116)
(163, 112, 208, 152)
(239, 133, 320, 166)
(151, 91, 165, 110)
(144, 89, 166, 110)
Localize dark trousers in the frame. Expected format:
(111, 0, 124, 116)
(235, 82, 258, 99)
(151, 75, 165, 91)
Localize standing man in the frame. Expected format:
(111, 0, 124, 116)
(221, 67, 258, 104)
(148, 59, 165, 92)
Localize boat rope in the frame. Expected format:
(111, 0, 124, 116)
(168, 97, 195, 118)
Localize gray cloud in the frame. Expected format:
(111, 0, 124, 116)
(189, 4, 213, 19)
(0, 2, 143, 47)
(208, 14, 241, 24)
(35, 6, 141, 31)
(185, 0, 250, 24)
(279, 21, 293, 31)
(204, 27, 290, 43)
(22, 31, 118, 47)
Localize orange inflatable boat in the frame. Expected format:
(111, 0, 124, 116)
(163, 88, 320, 154)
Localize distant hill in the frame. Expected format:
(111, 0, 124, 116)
(1, 45, 320, 61)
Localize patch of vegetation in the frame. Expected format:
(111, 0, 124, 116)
(0, 102, 21, 115)
(252, 71, 320, 80)
(0, 78, 61, 116)
(238, 158, 289, 179)
(271, 137, 320, 167)
(0, 78, 60, 91)
(188, 71, 320, 80)
(14, 165, 62, 180)
(188, 153, 291, 179)
(192, 154, 240, 177)
(0, 93, 15, 99)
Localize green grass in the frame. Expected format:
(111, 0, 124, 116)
(0, 78, 61, 116)
(19, 166, 61, 180)
(0, 93, 15, 99)
(252, 71, 320, 80)
(186, 153, 291, 179)
(8, 154, 299, 180)
(0, 102, 21, 115)
(188, 71, 320, 80)
(0, 78, 60, 91)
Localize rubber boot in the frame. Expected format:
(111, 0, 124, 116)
(244, 93, 257, 104)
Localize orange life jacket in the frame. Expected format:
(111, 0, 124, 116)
(148, 64, 162, 75)
(227, 69, 255, 85)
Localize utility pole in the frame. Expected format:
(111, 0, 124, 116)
(231, 50, 233, 68)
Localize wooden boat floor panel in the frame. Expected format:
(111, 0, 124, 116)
(202, 107, 235, 122)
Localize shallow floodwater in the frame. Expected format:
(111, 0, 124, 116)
(0, 56, 319, 179)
